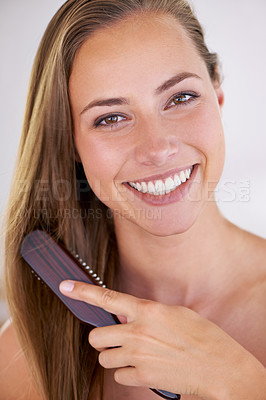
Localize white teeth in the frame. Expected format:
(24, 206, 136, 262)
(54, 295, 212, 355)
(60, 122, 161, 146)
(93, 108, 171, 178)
(174, 174, 181, 186)
(141, 182, 148, 193)
(136, 182, 142, 191)
(165, 177, 175, 194)
(147, 182, 155, 194)
(160, 183, 166, 196)
(180, 171, 186, 183)
(155, 180, 164, 195)
(185, 168, 191, 179)
(128, 166, 194, 195)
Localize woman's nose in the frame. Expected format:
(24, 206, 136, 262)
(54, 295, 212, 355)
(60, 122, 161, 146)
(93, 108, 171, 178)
(134, 121, 180, 166)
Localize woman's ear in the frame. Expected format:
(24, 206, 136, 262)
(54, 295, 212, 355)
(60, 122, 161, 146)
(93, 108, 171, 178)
(214, 84, 224, 114)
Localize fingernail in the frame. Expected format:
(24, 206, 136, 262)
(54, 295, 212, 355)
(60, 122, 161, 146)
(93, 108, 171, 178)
(60, 281, 74, 292)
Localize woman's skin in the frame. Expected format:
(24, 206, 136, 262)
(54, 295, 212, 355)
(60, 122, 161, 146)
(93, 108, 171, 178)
(0, 12, 266, 400)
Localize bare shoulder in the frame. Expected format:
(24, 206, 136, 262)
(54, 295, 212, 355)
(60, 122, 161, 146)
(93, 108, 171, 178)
(0, 319, 42, 400)
(241, 229, 266, 285)
(226, 227, 266, 365)
(246, 231, 266, 324)
(242, 229, 266, 259)
(237, 228, 266, 310)
(230, 224, 266, 279)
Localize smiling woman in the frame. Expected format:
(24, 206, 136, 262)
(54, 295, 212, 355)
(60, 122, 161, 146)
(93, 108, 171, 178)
(1, 1, 266, 400)
(69, 13, 225, 236)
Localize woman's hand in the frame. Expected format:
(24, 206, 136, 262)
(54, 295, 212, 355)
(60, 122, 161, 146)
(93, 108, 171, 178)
(59, 281, 266, 400)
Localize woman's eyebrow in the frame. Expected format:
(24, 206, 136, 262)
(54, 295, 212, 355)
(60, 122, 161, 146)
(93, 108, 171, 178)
(155, 72, 201, 94)
(80, 72, 201, 115)
(80, 97, 129, 115)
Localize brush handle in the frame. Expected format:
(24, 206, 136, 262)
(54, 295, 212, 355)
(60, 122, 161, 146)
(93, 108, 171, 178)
(20, 230, 180, 399)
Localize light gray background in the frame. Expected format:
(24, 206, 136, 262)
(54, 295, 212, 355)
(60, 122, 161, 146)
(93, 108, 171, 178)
(0, 0, 266, 321)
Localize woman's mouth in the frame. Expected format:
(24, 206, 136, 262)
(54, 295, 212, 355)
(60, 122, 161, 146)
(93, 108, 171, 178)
(123, 164, 198, 206)
(127, 165, 194, 196)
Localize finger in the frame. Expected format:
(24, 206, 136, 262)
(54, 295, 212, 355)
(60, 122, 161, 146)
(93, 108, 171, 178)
(59, 280, 138, 321)
(98, 347, 133, 369)
(113, 366, 140, 387)
(89, 324, 128, 349)
(117, 314, 127, 324)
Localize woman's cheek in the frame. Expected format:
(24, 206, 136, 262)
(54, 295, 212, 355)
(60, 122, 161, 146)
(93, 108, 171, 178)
(184, 103, 225, 193)
(202, 114, 225, 186)
(192, 102, 225, 154)
(79, 139, 125, 200)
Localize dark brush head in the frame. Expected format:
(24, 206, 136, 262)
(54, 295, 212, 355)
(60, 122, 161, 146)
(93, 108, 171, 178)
(20, 230, 120, 327)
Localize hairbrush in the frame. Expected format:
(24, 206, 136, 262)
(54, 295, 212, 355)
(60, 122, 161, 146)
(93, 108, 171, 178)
(20, 230, 180, 400)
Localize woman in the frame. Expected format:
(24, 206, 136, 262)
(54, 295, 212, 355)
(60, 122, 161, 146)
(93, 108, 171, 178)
(0, 0, 265, 399)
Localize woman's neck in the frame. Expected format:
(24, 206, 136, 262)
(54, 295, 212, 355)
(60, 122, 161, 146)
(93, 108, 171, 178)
(113, 202, 244, 310)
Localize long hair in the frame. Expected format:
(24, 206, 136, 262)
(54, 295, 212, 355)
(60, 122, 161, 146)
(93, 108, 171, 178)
(4, 1, 220, 398)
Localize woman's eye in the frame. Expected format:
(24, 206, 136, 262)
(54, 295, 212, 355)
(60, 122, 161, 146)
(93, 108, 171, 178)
(94, 114, 125, 128)
(172, 94, 191, 104)
(167, 92, 199, 109)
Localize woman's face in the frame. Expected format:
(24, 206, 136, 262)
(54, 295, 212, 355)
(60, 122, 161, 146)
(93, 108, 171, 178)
(69, 13, 225, 236)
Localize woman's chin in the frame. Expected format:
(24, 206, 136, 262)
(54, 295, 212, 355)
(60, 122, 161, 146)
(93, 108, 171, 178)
(130, 208, 200, 237)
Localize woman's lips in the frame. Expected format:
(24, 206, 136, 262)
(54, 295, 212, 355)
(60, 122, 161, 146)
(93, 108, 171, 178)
(123, 164, 199, 206)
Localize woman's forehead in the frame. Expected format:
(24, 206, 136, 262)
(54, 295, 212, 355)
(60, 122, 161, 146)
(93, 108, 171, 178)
(71, 12, 201, 73)
(69, 13, 207, 106)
